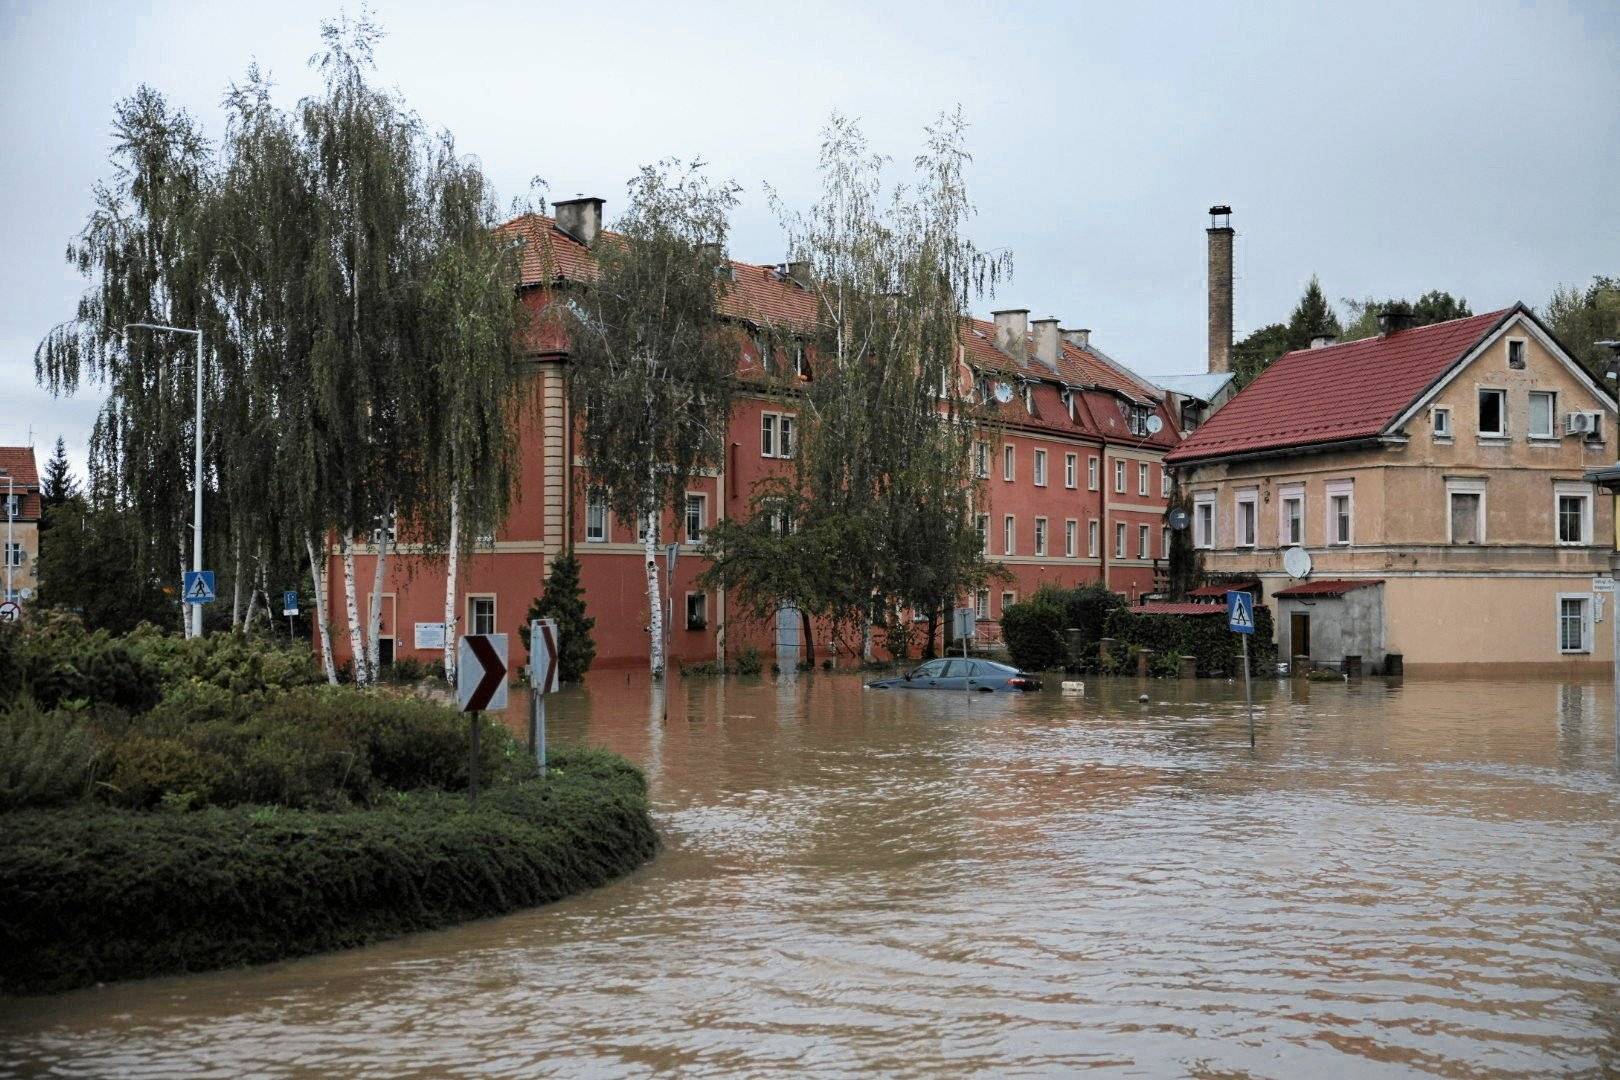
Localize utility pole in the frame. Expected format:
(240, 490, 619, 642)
(1, 468, 13, 602)
(125, 323, 205, 638)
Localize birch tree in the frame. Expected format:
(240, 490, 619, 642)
(565, 160, 740, 677)
(710, 112, 1004, 659)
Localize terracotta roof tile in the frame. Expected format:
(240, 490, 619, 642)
(1166, 308, 1515, 464)
(0, 447, 41, 519)
(1133, 601, 1230, 616)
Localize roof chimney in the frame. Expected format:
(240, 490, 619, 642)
(1377, 303, 1414, 335)
(698, 242, 733, 280)
(1207, 205, 1234, 374)
(553, 195, 604, 246)
(786, 260, 813, 289)
(1031, 318, 1061, 371)
(1061, 327, 1091, 349)
(992, 308, 1029, 360)
(1310, 334, 1337, 349)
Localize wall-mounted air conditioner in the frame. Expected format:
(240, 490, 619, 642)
(1563, 411, 1603, 437)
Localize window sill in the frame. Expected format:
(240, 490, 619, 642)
(1432, 435, 1453, 444)
(1476, 435, 1509, 444)
(1528, 436, 1560, 445)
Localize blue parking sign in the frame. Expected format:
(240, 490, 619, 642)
(282, 590, 299, 616)
(1227, 590, 1255, 635)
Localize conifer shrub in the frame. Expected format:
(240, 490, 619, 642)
(0, 748, 658, 996)
(518, 552, 596, 683)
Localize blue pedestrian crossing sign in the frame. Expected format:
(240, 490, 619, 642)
(1227, 590, 1255, 635)
(183, 570, 217, 605)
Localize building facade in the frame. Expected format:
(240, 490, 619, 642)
(1166, 305, 1618, 674)
(323, 198, 1178, 671)
(0, 447, 41, 605)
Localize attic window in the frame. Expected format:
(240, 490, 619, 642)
(1508, 339, 1527, 370)
(1022, 384, 1034, 413)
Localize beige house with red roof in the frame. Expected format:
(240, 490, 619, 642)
(0, 446, 41, 605)
(1166, 304, 1617, 674)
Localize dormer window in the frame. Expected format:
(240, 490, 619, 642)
(793, 341, 811, 380)
(1021, 383, 1034, 413)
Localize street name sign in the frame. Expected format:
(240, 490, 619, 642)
(1227, 590, 1255, 634)
(183, 570, 216, 605)
(282, 590, 299, 616)
(457, 633, 509, 712)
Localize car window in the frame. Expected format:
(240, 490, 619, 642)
(967, 661, 995, 677)
(940, 661, 967, 678)
(913, 660, 948, 678)
(977, 661, 1015, 675)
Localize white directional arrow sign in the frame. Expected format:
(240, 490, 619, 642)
(457, 633, 509, 712)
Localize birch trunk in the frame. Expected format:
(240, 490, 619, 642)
(644, 508, 665, 679)
(231, 535, 243, 628)
(244, 575, 260, 630)
(339, 533, 368, 686)
(366, 505, 393, 681)
(178, 537, 189, 638)
(307, 534, 338, 684)
(443, 489, 460, 684)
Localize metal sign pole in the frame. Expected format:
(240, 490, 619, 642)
(1242, 632, 1255, 749)
(469, 710, 481, 807)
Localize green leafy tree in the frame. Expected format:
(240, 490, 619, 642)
(1543, 276, 1620, 385)
(35, 497, 175, 633)
(565, 159, 741, 678)
(1231, 323, 1289, 388)
(1230, 276, 1342, 388)
(1285, 275, 1342, 351)
(744, 111, 1006, 662)
(1340, 290, 1472, 342)
(1164, 478, 1202, 599)
(517, 551, 596, 683)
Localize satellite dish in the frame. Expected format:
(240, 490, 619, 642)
(1145, 415, 1164, 435)
(1283, 545, 1313, 580)
(993, 382, 1014, 404)
(1167, 508, 1190, 531)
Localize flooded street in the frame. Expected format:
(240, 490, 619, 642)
(3, 673, 1619, 1077)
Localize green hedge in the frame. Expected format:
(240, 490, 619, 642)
(0, 748, 657, 996)
(1001, 583, 1130, 672)
(1102, 605, 1277, 677)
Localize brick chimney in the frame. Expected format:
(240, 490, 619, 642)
(992, 308, 1029, 360)
(1207, 205, 1234, 374)
(1377, 304, 1414, 335)
(553, 195, 604, 246)
(1062, 327, 1091, 349)
(1031, 318, 1062, 371)
(787, 260, 813, 289)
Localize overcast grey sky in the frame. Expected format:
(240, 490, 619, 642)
(3, 0, 1617, 475)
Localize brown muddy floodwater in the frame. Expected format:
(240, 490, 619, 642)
(3, 674, 1620, 1077)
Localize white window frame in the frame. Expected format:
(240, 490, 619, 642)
(1033, 449, 1048, 487)
(1529, 391, 1557, 440)
(1003, 514, 1016, 556)
(779, 414, 796, 458)
(467, 594, 497, 637)
(1138, 462, 1149, 496)
(684, 492, 707, 545)
(1507, 337, 1528, 370)
(974, 441, 990, 479)
(1065, 519, 1078, 558)
(3, 541, 23, 568)
(1114, 522, 1127, 558)
(1234, 488, 1258, 548)
(1277, 484, 1305, 547)
(1554, 481, 1594, 546)
(1064, 453, 1078, 489)
(1162, 526, 1171, 557)
(1087, 456, 1099, 491)
(974, 589, 990, 619)
(1034, 516, 1048, 556)
(1193, 492, 1216, 550)
(1445, 478, 1487, 545)
(1325, 480, 1354, 546)
(976, 513, 990, 555)
(1000, 590, 1017, 615)
(1088, 519, 1100, 558)
(1003, 444, 1015, 482)
(585, 491, 608, 543)
(1161, 468, 1171, 498)
(761, 412, 777, 457)
(1431, 406, 1452, 440)
(1114, 459, 1126, 493)
(1138, 524, 1150, 560)
(1557, 592, 1592, 654)
(1478, 387, 1508, 438)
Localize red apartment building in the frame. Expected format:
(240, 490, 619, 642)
(322, 196, 1178, 671)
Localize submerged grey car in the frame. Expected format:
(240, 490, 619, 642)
(866, 658, 1042, 692)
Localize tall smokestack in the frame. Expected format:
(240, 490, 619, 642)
(1207, 205, 1233, 374)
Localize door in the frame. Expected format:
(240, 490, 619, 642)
(1290, 612, 1311, 660)
(776, 604, 801, 669)
(368, 592, 397, 668)
(935, 659, 970, 690)
(907, 659, 949, 688)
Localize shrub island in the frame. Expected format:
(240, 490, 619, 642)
(0, 614, 658, 996)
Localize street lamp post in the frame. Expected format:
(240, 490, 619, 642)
(125, 322, 205, 639)
(1, 467, 13, 603)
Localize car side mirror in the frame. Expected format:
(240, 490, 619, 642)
(903, 669, 915, 680)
